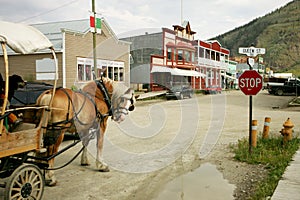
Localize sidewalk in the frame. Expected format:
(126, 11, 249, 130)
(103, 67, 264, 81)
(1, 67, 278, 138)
(272, 148, 300, 200)
(136, 90, 166, 100)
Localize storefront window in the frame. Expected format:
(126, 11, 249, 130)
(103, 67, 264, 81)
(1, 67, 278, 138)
(77, 57, 125, 82)
(108, 67, 113, 79)
(78, 64, 84, 81)
(85, 65, 91, 80)
(114, 67, 119, 81)
(119, 68, 124, 81)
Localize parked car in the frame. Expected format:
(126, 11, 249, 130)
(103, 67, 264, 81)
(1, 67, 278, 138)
(166, 85, 193, 100)
(267, 79, 300, 96)
(204, 85, 222, 94)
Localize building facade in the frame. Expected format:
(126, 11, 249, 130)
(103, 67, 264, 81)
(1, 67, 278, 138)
(121, 30, 163, 90)
(121, 21, 235, 92)
(150, 21, 205, 91)
(0, 19, 131, 88)
(194, 40, 231, 90)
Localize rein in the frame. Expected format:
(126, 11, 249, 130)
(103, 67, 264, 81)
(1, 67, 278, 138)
(46, 79, 113, 131)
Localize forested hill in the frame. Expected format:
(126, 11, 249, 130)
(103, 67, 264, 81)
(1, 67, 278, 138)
(212, 0, 300, 76)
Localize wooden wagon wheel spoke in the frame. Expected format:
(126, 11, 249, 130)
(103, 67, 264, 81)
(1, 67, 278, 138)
(4, 164, 45, 200)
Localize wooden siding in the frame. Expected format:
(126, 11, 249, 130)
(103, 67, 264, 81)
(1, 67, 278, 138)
(64, 27, 130, 88)
(0, 53, 63, 86)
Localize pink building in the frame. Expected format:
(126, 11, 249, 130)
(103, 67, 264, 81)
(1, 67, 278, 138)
(150, 21, 230, 91)
(194, 40, 230, 90)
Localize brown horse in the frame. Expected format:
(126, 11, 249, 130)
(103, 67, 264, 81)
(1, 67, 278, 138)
(36, 77, 136, 186)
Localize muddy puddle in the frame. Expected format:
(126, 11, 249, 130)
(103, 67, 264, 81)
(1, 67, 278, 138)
(154, 163, 236, 200)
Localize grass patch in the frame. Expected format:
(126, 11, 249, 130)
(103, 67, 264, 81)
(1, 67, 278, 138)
(230, 135, 300, 199)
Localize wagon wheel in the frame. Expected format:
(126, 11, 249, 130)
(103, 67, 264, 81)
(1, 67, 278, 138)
(4, 164, 45, 200)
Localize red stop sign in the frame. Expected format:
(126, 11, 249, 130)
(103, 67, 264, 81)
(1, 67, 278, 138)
(238, 70, 263, 95)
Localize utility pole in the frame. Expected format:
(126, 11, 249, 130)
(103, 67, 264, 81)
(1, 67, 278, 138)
(92, 0, 97, 79)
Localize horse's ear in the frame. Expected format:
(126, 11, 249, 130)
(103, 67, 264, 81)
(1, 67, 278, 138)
(122, 88, 134, 99)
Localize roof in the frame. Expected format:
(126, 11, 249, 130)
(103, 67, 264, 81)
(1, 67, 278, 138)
(32, 19, 91, 51)
(1, 18, 124, 55)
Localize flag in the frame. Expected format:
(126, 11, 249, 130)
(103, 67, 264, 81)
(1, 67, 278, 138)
(90, 16, 101, 34)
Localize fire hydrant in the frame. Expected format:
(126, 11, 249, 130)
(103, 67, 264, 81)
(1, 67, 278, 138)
(280, 118, 294, 143)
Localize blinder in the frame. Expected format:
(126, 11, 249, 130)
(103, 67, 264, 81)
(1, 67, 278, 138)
(128, 97, 135, 111)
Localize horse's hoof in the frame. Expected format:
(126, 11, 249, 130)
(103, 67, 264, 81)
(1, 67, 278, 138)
(98, 167, 110, 172)
(81, 163, 90, 166)
(45, 180, 57, 187)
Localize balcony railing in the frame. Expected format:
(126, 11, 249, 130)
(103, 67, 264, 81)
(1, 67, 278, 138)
(197, 57, 228, 69)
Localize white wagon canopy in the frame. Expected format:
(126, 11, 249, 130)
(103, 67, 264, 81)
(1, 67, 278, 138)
(0, 20, 53, 54)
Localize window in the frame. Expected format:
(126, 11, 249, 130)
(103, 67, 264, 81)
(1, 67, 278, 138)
(119, 68, 124, 81)
(167, 48, 172, 61)
(216, 53, 220, 61)
(85, 65, 91, 80)
(191, 53, 195, 62)
(114, 67, 118, 81)
(77, 57, 125, 82)
(199, 47, 204, 58)
(77, 63, 91, 81)
(108, 67, 113, 79)
(178, 50, 183, 61)
(78, 64, 84, 81)
(102, 66, 107, 77)
(211, 51, 215, 60)
(205, 49, 210, 59)
(185, 51, 190, 62)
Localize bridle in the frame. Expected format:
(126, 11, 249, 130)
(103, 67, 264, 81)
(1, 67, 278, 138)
(112, 94, 135, 121)
(94, 79, 134, 122)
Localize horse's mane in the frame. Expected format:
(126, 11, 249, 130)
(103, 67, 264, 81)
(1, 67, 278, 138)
(82, 77, 131, 106)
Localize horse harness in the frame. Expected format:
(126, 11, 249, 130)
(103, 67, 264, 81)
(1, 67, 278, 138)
(43, 79, 113, 145)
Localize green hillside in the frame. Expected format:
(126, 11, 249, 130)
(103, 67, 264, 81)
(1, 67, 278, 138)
(213, 0, 300, 76)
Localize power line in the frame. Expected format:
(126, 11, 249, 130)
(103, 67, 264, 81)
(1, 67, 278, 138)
(18, 0, 80, 23)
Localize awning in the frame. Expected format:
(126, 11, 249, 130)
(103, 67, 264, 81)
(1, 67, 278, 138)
(151, 66, 206, 77)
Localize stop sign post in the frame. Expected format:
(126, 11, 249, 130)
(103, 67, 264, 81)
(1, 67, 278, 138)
(238, 70, 263, 153)
(238, 45, 265, 153)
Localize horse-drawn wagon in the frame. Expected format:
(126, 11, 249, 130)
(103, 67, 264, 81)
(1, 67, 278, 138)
(0, 20, 137, 200)
(0, 20, 58, 200)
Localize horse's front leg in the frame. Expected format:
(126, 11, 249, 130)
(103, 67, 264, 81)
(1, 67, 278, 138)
(95, 120, 109, 172)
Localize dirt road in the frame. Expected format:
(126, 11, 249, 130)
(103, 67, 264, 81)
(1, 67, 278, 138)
(23, 90, 300, 199)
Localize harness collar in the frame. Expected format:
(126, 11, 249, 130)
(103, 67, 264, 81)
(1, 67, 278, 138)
(95, 79, 113, 116)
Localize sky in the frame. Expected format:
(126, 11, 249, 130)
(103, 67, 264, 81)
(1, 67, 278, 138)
(0, 0, 294, 40)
